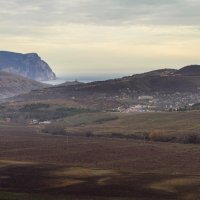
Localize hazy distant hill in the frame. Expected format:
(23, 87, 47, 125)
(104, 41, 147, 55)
(59, 80, 84, 87)
(12, 65, 200, 98)
(175, 65, 200, 76)
(0, 71, 47, 99)
(0, 51, 56, 81)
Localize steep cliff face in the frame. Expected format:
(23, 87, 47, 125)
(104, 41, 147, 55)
(0, 51, 56, 81)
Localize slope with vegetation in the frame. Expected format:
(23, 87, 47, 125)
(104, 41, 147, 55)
(10, 65, 200, 111)
(0, 71, 47, 99)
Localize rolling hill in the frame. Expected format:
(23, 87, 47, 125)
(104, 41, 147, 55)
(175, 65, 200, 76)
(14, 65, 200, 97)
(8, 65, 200, 110)
(0, 71, 48, 99)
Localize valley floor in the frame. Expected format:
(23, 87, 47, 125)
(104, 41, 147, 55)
(0, 124, 200, 200)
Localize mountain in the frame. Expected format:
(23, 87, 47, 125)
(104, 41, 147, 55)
(0, 51, 56, 81)
(133, 69, 177, 78)
(175, 65, 200, 76)
(9, 65, 200, 110)
(0, 71, 47, 99)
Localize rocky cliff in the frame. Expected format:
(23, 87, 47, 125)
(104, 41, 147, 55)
(0, 51, 56, 81)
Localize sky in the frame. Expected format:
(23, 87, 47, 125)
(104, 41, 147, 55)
(1, 0, 200, 77)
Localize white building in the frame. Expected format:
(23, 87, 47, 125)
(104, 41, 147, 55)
(39, 121, 51, 125)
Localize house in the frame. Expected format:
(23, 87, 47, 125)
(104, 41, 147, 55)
(30, 119, 39, 124)
(39, 121, 51, 125)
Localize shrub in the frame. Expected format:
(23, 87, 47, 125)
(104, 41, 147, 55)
(85, 131, 94, 137)
(42, 124, 66, 135)
(183, 133, 200, 144)
(95, 116, 119, 124)
(110, 132, 125, 138)
(20, 103, 50, 112)
(149, 130, 175, 142)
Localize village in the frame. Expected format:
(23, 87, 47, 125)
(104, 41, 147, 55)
(116, 92, 200, 113)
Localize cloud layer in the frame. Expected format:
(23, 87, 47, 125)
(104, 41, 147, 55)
(1, 0, 200, 76)
(1, 0, 200, 26)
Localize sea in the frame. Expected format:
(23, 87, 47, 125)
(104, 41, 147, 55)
(41, 74, 128, 85)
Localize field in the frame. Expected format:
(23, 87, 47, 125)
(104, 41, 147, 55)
(0, 117, 200, 200)
(55, 111, 200, 144)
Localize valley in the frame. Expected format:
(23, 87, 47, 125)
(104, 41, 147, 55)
(0, 121, 200, 200)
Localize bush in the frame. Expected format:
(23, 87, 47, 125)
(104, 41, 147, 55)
(109, 132, 148, 140)
(42, 124, 66, 135)
(19, 104, 89, 121)
(20, 103, 50, 112)
(182, 133, 200, 144)
(149, 130, 175, 142)
(95, 116, 119, 124)
(110, 132, 124, 138)
(85, 131, 94, 137)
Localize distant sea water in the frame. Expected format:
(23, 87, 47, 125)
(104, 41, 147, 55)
(42, 78, 72, 85)
(41, 77, 91, 85)
(41, 74, 128, 85)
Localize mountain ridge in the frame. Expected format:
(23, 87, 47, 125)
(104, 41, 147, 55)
(12, 65, 200, 98)
(0, 51, 56, 81)
(175, 65, 200, 76)
(6, 64, 200, 111)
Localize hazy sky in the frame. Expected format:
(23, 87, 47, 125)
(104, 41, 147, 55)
(1, 0, 200, 76)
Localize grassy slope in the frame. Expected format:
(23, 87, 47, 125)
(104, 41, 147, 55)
(62, 111, 200, 134)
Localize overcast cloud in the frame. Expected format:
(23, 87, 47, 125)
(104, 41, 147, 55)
(1, 0, 200, 76)
(1, 0, 200, 26)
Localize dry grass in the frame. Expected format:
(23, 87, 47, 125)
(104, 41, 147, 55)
(0, 161, 199, 200)
(62, 111, 200, 143)
(0, 113, 200, 199)
(149, 177, 200, 193)
(51, 167, 118, 178)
